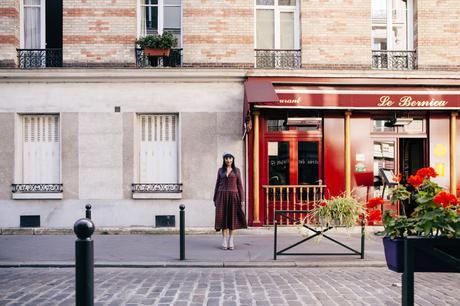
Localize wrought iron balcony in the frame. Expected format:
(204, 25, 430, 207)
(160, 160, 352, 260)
(12, 184, 63, 193)
(17, 48, 63, 69)
(372, 50, 417, 70)
(132, 183, 183, 193)
(255, 49, 301, 69)
(135, 48, 183, 68)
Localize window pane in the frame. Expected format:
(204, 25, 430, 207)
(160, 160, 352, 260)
(24, 6, 41, 48)
(391, 0, 407, 49)
(24, 0, 40, 6)
(143, 0, 158, 4)
(298, 142, 318, 184)
(372, 0, 386, 19)
(280, 12, 294, 49)
(164, 6, 181, 30)
(257, 0, 274, 5)
(141, 6, 158, 35)
(268, 141, 290, 185)
(279, 0, 296, 6)
(256, 9, 274, 49)
(165, 0, 180, 5)
(267, 119, 288, 132)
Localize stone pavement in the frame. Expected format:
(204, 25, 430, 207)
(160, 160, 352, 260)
(1, 267, 460, 306)
(0, 229, 386, 267)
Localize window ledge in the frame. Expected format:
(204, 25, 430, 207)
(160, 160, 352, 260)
(12, 193, 63, 200)
(132, 192, 182, 199)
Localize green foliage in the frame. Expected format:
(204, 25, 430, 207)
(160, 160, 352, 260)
(136, 32, 178, 49)
(313, 194, 366, 229)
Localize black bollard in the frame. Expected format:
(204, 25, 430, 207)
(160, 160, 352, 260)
(85, 204, 92, 219)
(74, 218, 95, 306)
(179, 204, 185, 260)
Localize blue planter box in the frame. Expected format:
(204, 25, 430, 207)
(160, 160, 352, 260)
(383, 237, 460, 273)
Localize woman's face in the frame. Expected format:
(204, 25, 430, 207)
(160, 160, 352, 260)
(224, 156, 233, 167)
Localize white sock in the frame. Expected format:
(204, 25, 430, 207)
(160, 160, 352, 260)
(222, 236, 228, 248)
(228, 235, 234, 248)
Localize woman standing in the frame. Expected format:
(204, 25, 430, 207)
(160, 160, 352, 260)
(213, 152, 247, 250)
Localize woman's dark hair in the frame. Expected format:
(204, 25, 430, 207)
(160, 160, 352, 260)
(221, 155, 236, 171)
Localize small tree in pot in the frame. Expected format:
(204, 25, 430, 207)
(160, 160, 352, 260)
(136, 32, 178, 57)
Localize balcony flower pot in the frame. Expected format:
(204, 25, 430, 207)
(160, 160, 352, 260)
(143, 48, 170, 57)
(383, 237, 460, 273)
(136, 32, 177, 58)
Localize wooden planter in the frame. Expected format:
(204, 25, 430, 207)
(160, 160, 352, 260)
(143, 48, 171, 57)
(383, 237, 460, 273)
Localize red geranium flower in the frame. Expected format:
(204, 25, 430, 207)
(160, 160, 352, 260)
(416, 167, 438, 179)
(367, 210, 382, 223)
(433, 191, 458, 208)
(367, 197, 384, 209)
(320, 201, 327, 207)
(407, 175, 424, 187)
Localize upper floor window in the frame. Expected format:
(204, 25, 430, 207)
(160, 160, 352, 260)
(256, 0, 299, 50)
(138, 0, 182, 46)
(372, 0, 414, 51)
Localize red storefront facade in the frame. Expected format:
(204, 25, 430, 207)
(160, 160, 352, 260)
(244, 77, 460, 226)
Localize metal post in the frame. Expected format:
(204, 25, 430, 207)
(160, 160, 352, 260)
(402, 238, 414, 306)
(74, 218, 95, 306)
(360, 220, 365, 259)
(179, 204, 185, 260)
(85, 204, 92, 219)
(274, 219, 278, 260)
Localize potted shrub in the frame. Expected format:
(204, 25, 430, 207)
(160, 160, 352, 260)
(312, 194, 367, 229)
(136, 31, 178, 57)
(378, 167, 460, 272)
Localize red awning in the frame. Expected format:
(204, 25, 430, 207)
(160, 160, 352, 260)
(244, 79, 279, 104)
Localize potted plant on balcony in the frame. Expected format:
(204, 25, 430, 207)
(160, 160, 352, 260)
(378, 167, 460, 272)
(136, 31, 178, 57)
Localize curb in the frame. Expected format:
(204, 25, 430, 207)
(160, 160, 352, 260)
(0, 260, 387, 269)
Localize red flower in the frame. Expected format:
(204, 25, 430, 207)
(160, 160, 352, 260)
(416, 167, 438, 179)
(407, 175, 424, 187)
(367, 197, 384, 209)
(367, 210, 382, 223)
(433, 191, 458, 208)
(392, 174, 402, 183)
(320, 201, 327, 207)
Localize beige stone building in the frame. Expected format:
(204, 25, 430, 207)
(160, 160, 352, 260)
(0, 0, 459, 229)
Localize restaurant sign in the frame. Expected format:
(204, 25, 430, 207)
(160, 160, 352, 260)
(273, 91, 460, 109)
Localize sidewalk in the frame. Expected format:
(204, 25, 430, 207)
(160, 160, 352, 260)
(0, 226, 387, 268)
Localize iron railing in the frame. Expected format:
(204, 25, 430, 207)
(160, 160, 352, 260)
(255, 49, 301, 69)
(17, 48, 63, 69)
(135, 48, 183, 68)
(372, 50, 417, 70)
(132, 183, 183, 193)
(12, 184, 63, 193)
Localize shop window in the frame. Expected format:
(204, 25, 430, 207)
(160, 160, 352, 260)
(138, 0, 182, 46)
(267, 119, 289, 132)
(372, 118, 424, 134)
(373, 140, 396, 198)
(13, 114, 62, 199)
(133, 114, 181, 198)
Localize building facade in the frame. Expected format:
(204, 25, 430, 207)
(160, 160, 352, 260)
(0, 0, 459, 229)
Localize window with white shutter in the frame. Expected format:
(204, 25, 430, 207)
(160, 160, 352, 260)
(13, 114, 62, 199)
(133, 114, 181, 198)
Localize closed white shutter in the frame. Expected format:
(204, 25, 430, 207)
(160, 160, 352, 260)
(139, 114, 178, 183)
(22, 115, 60, 183)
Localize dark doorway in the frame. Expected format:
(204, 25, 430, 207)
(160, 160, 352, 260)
(45, 0, 63, 66)
(399, 138, 426, 179)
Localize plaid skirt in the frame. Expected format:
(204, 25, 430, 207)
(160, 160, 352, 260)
(214, 190, 247, 231)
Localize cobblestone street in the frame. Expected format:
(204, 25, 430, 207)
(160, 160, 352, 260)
(1, 267, 459, 306)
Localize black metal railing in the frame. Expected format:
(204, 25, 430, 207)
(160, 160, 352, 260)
(372, 50, 417, 70)
(132, 183, 183, 193)
(17, 48, 63, 69)
(135, 48, 183, 68)
(255, 49, 301, 69)
(12, 183, 63, 193)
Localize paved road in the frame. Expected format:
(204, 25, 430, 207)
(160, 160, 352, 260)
(1, 267, 459, 306)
